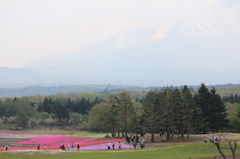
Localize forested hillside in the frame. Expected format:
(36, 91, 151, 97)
(0, 83, 239, 97)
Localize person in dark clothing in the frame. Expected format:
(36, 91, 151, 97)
(133, 140, 137, 149)
(62, 144, 66, 150)
(136, 136, 139, 143)
(77, 144, 80, 150)
(112, 142, 115, 150)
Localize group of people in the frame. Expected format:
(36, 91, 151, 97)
(60, 143, 80, 150)
(204, 136, 221, 143)
(126, 134, 145, 149)
(37, 144, 47, 150)
(107, 142, 122, 150)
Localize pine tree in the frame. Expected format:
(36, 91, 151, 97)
(117, 91, 134, 136)
(208, 88, 228, 133)
(194, 84, 228, 133)
(142, 90, 163, 142)
(162, 87, 175, 141)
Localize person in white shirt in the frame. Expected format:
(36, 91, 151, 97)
(107, 142, 111, 150)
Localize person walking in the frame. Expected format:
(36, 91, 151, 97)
(142, 138, 145, 148)
(68, 143, 70, 150)
(107, 142, 111, 150)
(37, 144, 40, 150)
(140, 140, 143, 148)
(112, 142, 115, 150)
(77, 144, 80, 150)
(72, 143, 74, 150)
(133, 140, 137, 149)
(118, 142, 122, 149)
(62, 144, 66, 150)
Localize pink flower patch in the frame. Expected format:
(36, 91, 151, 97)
(0, 135, 129, 151)
(72, 143, 133, 150)
(14, 135, 94, 146)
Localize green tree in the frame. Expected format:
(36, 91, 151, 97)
(142, 90, 163, 142)
(117, 91, 135, 136)
(162, 87, 175, 141)
(178, 86, 200, 140)
(193, 83, 211, 133)
(0, 99, 5, 117)
(54, 101, 69, 120)
(194, 83, 228, 133)
(88, 102, 111, 131)
(208, 88, 228, 133)
(15, 97, 35, 128)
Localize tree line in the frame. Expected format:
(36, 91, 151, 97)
(88, 84, 228, 142)
(0, 96, 105, 129)
(222, 94, 240, 104)
(0, 83, 230, 142)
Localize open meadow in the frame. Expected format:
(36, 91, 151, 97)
(1, 129, 240, 159)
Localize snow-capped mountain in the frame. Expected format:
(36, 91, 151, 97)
(19, 20, 240, 86)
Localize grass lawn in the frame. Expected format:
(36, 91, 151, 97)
(1, 143, 240, 159)
(72, 132, 106, 138)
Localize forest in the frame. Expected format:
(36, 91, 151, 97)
(0, 83, 240, 142)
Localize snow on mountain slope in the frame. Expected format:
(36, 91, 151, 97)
(20, 20, 240, 85)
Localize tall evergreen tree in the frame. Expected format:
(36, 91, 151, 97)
(142, 90, 163, 142)
(117, 91, 135, 136)
(179, 85, 200, 139)
(162, 87, 175, 141)
(208, 88, 228, 133)
(194, 83, 228, 133)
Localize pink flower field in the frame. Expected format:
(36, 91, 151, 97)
(14, 135, 94, 146)
(0, 134, 133, 151)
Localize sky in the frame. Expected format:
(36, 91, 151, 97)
(0, 0, 240, 68)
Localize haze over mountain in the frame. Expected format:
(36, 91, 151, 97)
(1, 1, 240, 87)
(19, 20, 240, 86)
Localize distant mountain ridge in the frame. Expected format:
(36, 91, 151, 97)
(0, 67, 41, 78)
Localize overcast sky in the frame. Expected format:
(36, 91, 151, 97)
(0, 0, 240, 68)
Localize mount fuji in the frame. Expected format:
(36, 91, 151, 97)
(15, 20, 240, 86)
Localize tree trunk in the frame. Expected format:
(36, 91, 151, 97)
(151, 132, 154, 142)
(214, 143, 226, 159)
(229, 142, 237, 159)
(124, 113, 127, 136)
(167, 128, 171, 141)
(117, 113, 120, 138)
(171, 126, 174, 138)
(187, 128, 189, 139)
(181, 129, 184, 141)
(178, 129, 180, 139)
